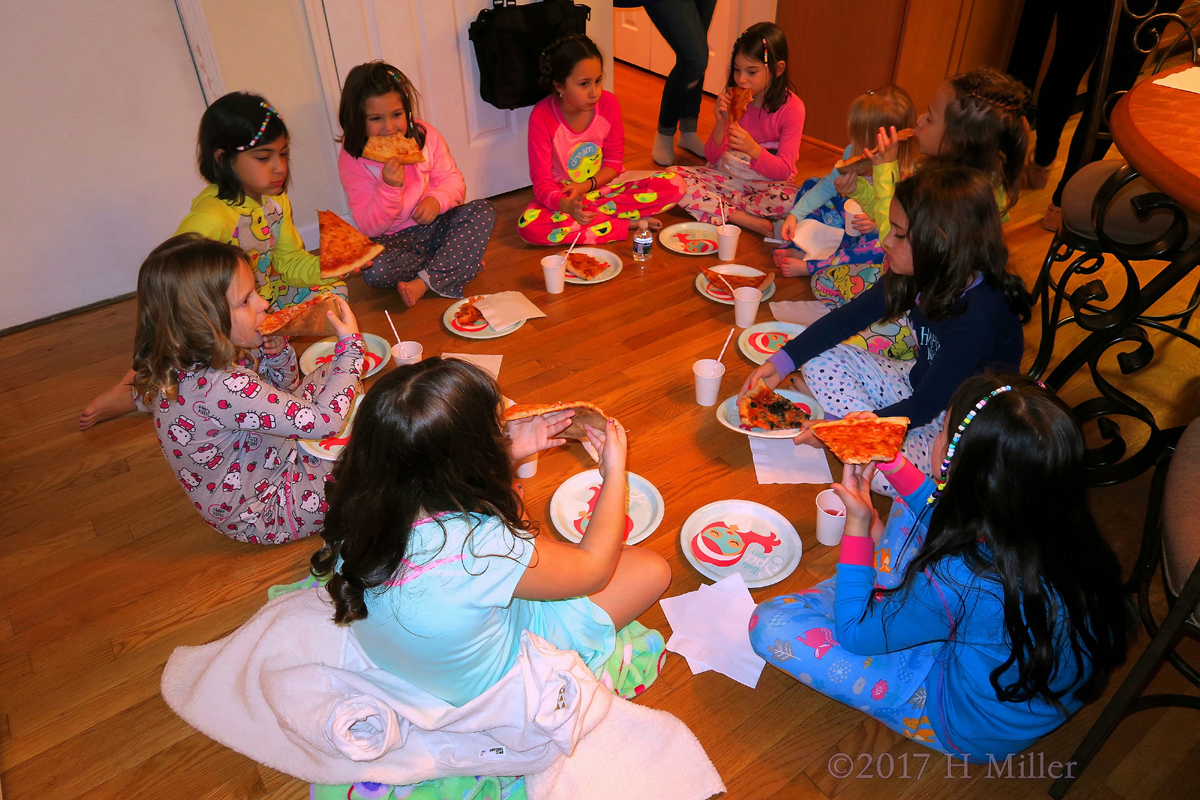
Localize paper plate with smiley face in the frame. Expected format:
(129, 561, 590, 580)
(737, 321, 806, 365)
(680, 500, 802, 587)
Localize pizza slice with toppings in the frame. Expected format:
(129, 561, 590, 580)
(738, 380, 811, 431)
(729, 87, 754, 123)
(257, 292, 338, 337)
(565, 253, 610, 280)
(455, 295, 485, 326)
(810, 416, 910, 464)
(361, 132, 425, 164)
(318, 211, 384, 278)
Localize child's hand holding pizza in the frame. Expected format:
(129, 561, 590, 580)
(506, 409, 574, 462)
(411, 196, 440, 225)
(714, 91, 731, 125)
(834, 169, 858, 196)
(726, 123, 762, 160)
(261, 335, 289, 356)
(382, 157, 407, 188)
(831, 462, 879, 539)
(869, 126, 901, 166)
(325, 295, 361, 340)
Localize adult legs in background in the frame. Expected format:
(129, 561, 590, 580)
(643, 0, 718, 164)
(1006, 0, 1060, 105)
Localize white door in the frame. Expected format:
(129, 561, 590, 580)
(307, 0, 613, 202)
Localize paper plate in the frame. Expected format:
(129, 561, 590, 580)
(716, 388, 824, 439)
(660, 222, 720, 255)
(300, 333, 389, 378)
(562, 247, 623, 285)
(298, 395, 362, 461)
(680, 500, 802, 588)
(737, 322, 806, 365)
(694, 268, 778, 305)
(442, 297, 526, 339)
(550, 469, 665, 546)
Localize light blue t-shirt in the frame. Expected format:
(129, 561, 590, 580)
(353, 513, 616, 706)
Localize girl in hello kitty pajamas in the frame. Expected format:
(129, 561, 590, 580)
(133, 234, 365, 544)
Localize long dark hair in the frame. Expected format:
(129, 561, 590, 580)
(935, 68, 1030, 211)
(539, 34, 603, 96)
(198, 92, 290, 205)
(338, 61, 427, 159)
(131, 234, 249, 402)
(727, 22, 792, 114)
(885, 375, 1132, 710)
(883, 164, 1031, 324)
(312, 358, 533, 625)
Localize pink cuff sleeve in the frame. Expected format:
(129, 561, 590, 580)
(877, 455, 925, 496)
(839, 535, 875, 567)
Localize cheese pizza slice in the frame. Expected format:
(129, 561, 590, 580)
(809, 416, 910, 464)
(361, 132, 425, 164)
(257, 292, 338, 337)
(729, 87, 754, 123)
(565, 253, 610, 280)
(318, 211, 384, 278)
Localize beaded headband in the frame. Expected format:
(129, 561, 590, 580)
(928, 384, 1013, 503)
(235, 102, 277, 151)
(762, 37, 769, 65)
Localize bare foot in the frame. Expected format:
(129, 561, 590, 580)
(80, 369, 137, 431)
(729, 210, 775, 237)
(397, 279, 429, 307)
(773, 248, 809, 278)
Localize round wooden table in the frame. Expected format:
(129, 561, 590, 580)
(1111, 62, 1200, 214)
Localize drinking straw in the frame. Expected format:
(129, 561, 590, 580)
(384, 310, 402, 349)
(565, 231, 583, 259)
(719, 198, 727, 227)
(712, 326, 735, 377)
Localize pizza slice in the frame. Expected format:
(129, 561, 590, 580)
(565, 253, 610, 280)
(834, 128, 915, 174)
(809, 416, 910, 464)
(361, 132, 425, 164)
(702, 267, 773, 294)
(318, 211, 384, 278)
(504, 400, 607, 440)
(738, 380, 811, 431)
(257, 292, 338, 337)
(455, 296, 485, 326)
(729, 87, 754, 123)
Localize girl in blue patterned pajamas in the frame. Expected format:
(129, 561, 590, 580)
(749, 376, 1133, 762)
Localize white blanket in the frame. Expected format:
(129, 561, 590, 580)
(161, 588, 724, 800)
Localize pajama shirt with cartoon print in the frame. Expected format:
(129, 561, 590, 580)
(142, 335, 364, 544)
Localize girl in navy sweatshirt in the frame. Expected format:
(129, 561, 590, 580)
(739, 164, 1030, 494)
(750, 376, 1132, 761)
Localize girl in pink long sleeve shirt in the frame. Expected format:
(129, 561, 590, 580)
(518, 35, 684, 246)
(337, 62, 494, 306)
(677, 23, 806, 235)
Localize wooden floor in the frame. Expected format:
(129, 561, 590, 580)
(2, 63, 1199, 800)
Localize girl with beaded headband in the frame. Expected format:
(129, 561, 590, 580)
(674, 21, 806, 237)
(517, 34, 686, 246)
(750, 373, 1132, 763)
(337, 61, 494, 306)
(80, 91, 348, 431)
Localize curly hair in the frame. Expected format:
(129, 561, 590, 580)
(538, 34, 603, 96)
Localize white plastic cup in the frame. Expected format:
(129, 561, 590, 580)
(733, 286, 763, 328)
(717, 224, 741, 261)
(844, 199, 864, 236)
(391, 341, 423, 366)
(693, 359, 726, 406)
(541, 254, 566, 294)
(815, 489, 848, 546)
(516, 452, 538, 478)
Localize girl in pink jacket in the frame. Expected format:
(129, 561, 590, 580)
(337, 62, 494, 306)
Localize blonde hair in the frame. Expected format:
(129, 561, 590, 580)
(132, 233, 252, 402)
(848, 85, 917, 176)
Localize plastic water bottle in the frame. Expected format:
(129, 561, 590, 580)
(632, 220, 653, 263)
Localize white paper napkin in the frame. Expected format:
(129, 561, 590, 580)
(790, 219, 845, 261)
(441, 353, 502, 379)
(749, 437, 833, 484)
(473, 292, 546, 331)
(770, 299, 831, 326)
(660, 573, 765, 688)
(1155, 66, 1200, 96)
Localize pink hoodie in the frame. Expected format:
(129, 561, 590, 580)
(338, 121, 466, 237)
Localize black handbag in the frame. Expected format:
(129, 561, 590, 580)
(469, 0, 591, 110)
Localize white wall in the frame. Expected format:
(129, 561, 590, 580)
(0, 1, 207, 329)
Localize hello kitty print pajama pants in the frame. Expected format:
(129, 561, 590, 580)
(801, 343, 944, 496)
(517, 171, 686, 246)
(676, 166, 799, 226)
(361, 200, 495, 298)
(748, 506, 948, 752)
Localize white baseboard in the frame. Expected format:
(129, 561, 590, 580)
(297, 221, 320, 249)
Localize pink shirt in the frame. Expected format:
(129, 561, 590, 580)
(704, 91, 806, 182)
(527, 91, 625, 211)
(338, 121, 467, 237)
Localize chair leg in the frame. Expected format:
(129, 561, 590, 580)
(1123, 459, 1169, 595)
(1180, 274, 1200, 330)
(1049, 558, 1200, 798)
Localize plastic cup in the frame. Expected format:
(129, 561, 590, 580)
(541, 254, 566, 294)
(733, 286, 763, 328)
(391, 341, 423, 366)
(717, 224, 741, 261)
(516, 452, 538, 478)
(844, 199, 864, 236)
(693, 359, 726, 407)
(815, 489, 847, 546)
